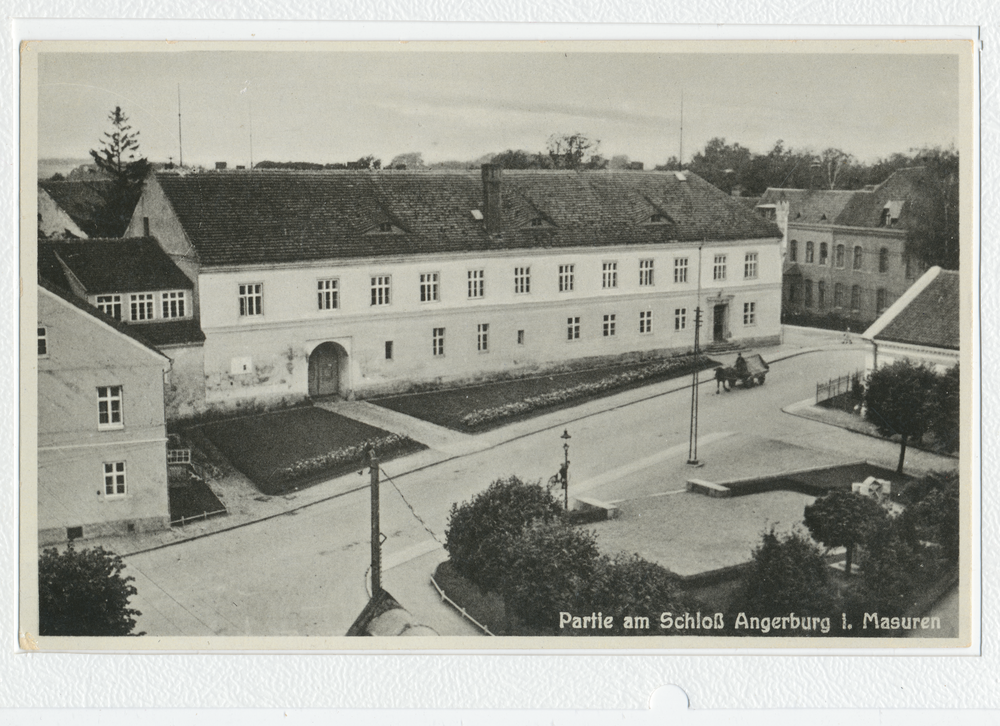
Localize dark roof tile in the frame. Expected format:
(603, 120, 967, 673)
(875, 268, 959, 349)
(39, 237, 194, 294)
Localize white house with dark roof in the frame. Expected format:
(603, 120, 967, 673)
(861, 266, 960, 376)
(127, 166, 782, 413)
(37, 279, 172, 544)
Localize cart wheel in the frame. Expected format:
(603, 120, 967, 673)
(759, 375, 766, 385)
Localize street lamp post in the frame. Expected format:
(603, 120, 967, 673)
(560, 429, 571, 510)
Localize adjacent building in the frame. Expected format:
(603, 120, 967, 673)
(126, 166, 783, 414)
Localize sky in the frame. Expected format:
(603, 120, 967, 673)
(36, 47, 960, 169)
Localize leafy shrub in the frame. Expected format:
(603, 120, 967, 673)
(929, 364, 960, 454)
(804, 489, 888, 575)
(39, 544, 143, 636)
(588, 553, 686, 635)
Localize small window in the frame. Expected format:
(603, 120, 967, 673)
(879, 247, 890, 273)
(130, 293, 154, 321)
(371, 275, 391, 306)
(239, 283, 263, 316)
(713, 255, 727, 281)
(603, 314, 616, 337)
(161, 291, 188, 319)
(817, 281, 826, 309)
(529, 217, 544, 227)
(514, 266, 531, 294)
(851, 285, 861, 312)
(467, 269, 485, 299)
(639, 259, 654, 286)
(378, 222, 394, 233)
(67, 526, 83, 541)
(876, 288, 888, 315)
(674, 308, 687, 332)
(649, 213, 667, 223)
(639, 310, 652, 334)
(567, 316, 580, 341)
(517, 329, 525, 345)
(38, 327, 47, 357)
(103, 461, 127, 497)
(834, 283, 845, 308)
(477, 323, 489, 352)
(97, 386, 123, 430)
(743, 302, 757, 326)
(96, 294, 122, 320)
(789, 240, 798, 262)
(420, 272, 440, 303)
(805, 241, 815, 264)
(432, 328, 445, 357)
(819, 243, 828, 266)
(674, 258, 688, 283)
(804, 280, 813, 308)
(559, 264, 575, 292)
(602, 262, 618, 289)
(835, 244, 845, 268)
(744, 252, 758, 279)
(853, 246, 864, 271)
(385, 341, 394, 360)
(318, 279, 339, 310)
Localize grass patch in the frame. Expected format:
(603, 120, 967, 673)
(724, 462, 912, 498)
(199, 406, 425, 495)
(168, 479, 226, 525)
(433, 560, 525, 636)
(373, 354, 717, 432)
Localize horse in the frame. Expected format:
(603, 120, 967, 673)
(715, 366, 735, 393)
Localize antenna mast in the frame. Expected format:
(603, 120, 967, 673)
(177, 85, 183, 168)
(249, 96, 254, 171)
(679, 90, 684, 169)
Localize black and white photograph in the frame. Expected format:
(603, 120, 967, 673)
(20, 39, 974, 648)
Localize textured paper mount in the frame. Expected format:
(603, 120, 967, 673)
(19, 38, 977, 652)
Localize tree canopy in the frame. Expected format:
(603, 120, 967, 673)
(864, 360, 941, 473)
(804, 489, 888, 575)
(87, 106, 151, 236)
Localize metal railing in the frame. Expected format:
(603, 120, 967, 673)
(429, 574, 495, 636)
(170, 508, 227, 527)
(816, 370, 864, 405)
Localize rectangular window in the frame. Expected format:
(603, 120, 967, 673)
(317, 279, 339, 310)
(744, 252, 758, 279)
(639, 310, 652, 334)
(103, 461, 127, 497)
(743, 302, 757, 326)
(514, 266, 531, 294)
(674, 257, 688, 283)
(161, 291, 187, 319)
(477, 323, 489, 352)
(432, 328, 445, 357)
(96, 294, 122, 320)
(713, 255, 727, 281)
(674, 308, 687, 332)
(602, 261, 618, 289)
(804, 280, 813, 308)
(130, 293, 154, 321)
(166, 449, 191, 464)
(239, 283, 263, 316)
(467, 269, 485, 299)
(38, 327, 47, 356)
(517, 329, 525, 345)
(567, 316, 580, 341)
(420, 272, 440, 302)
(371, 275, 391, 306)
(97, 385, 123, 430)
(639, 259, 654, 286)
(603, 314, 616, 337)
(559, 264, 575, 292)
(876, 288, 888, 314)
(385, 341, 394, 360)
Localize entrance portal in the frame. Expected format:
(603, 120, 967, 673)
(308, 342, 347, 398)
(713, 304, 728, 343)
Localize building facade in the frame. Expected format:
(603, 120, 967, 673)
(127, 167, 783, 415)
(37, 281, 171, 545)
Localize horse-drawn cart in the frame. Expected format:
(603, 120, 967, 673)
(715, 353, 769, 392)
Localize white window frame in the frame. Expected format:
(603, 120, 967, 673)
(602, 261, 618, 289)
(467, 269, 485, 299)
(432, 327, 445, 357)
(477, 323, 489, 352)
(713, 255, 727, 281)
(96, 294, 122, 320)
(38, 326, 48, 357)
(97, 385, 123, 430)
(567, 316, 580, 341)
(371, 275, 392, 306)
(130, 292, 154, 321)
(420, 272, 440, 303)
(317, 278, 339, 310)
(674, 257, 688, 284)
(603, 313, 616, 337)
(743, 252, 758, 280)
(674, 308, 687, 332)
(514, 266, 531, 294)
(103, 461, 127, 498)
(559, 264, 575, 292)
(239, 283, 263, 317)
(743, 301, 757, 326)
(639, 259, 654, 286)
(639, 310, 652, 334)
(161, 290, 188, 319)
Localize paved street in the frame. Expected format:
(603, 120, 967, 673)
(124, 331, 958, 637)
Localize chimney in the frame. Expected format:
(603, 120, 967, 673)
(142, 216, 150, 236)
(215, 161, 227, 170)
(481, 164, 503, 235)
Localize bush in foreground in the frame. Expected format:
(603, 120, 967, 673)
(39, 544, 143, 636)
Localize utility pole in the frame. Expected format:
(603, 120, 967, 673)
(687, 243, 704, 466)
(366, 445, 382, 598)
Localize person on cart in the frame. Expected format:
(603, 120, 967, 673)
(734, 353, 749, 378)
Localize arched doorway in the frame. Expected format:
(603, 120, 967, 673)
(308, 342, 347, 398)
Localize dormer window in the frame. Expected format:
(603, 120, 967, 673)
(368, 221, 404, 235)
(650, 214, 666, 223)
(378, 222, 393, 233)
(882, 201, 903, 227)
(530, 218, 544, 227)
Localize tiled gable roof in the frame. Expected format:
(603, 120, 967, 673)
(758, 187, 859, 226)
(153, 169, 781, 267)
(39, 237, 194, 294)
(38, 180, 120, 238)
(872, 268, 959, 350)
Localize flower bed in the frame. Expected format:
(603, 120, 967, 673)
(273, 433, 414, 482)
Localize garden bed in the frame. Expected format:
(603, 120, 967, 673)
(722, 462, 911, 498)
(168, 479, 227, 526)
(198, 406, 425, 495)
(372, 354, 718, 432)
